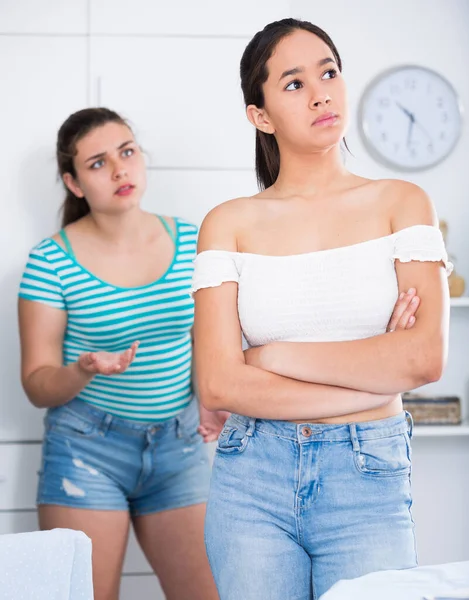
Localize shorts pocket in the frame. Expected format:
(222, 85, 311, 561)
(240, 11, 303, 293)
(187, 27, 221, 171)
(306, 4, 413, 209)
(216, 423, 250, 455)
(46, 406, 97, 437)
(176, 401, 202, 444)
(354, 433, 411, 478)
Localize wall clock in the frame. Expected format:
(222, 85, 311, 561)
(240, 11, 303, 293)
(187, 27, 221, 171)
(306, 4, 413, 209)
(358, 65, 463, 171)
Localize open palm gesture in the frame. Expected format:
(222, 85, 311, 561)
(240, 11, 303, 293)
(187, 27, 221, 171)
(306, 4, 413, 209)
(78, 341, 139, 376)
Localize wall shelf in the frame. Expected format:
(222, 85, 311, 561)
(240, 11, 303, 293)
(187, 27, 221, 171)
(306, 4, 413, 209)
(450, 297, 469, 307)
(412, 420, 469, 437)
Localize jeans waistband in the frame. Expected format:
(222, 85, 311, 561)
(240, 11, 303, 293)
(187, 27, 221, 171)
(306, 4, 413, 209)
(230, 411, 413, 443)
(47, 397, 196, 437)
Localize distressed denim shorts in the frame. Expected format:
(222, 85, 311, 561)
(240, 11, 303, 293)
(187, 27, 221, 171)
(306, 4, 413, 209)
(205, 410, 417, 600)
(37, 397, 211, 515)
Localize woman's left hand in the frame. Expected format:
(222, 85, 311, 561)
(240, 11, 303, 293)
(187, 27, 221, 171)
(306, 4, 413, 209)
(198, 403, 231, 443)
(386, 288, 420, 333)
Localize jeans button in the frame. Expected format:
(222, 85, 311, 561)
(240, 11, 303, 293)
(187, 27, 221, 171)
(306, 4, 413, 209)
(302, 426, 312, 437)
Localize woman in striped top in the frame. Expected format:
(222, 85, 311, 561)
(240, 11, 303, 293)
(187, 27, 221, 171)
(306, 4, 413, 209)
(18, 108, 220, 600)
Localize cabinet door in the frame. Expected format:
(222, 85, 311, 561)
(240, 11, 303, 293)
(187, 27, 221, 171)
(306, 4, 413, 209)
(0, 511, 37, 535)
(0, 37, 88, 441)
(0, 0, 87, 34)
(411, 438, 469, 564)
(90, 0, 290, 36)
(0, 444, 40, 510)
(89, 37, 254, 169)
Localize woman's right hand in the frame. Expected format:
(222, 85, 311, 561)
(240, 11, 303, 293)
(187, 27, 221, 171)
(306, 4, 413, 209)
(78, 341, 139, 375)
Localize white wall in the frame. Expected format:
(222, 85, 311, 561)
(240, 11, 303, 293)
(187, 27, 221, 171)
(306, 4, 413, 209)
(0, 1, 467, 597)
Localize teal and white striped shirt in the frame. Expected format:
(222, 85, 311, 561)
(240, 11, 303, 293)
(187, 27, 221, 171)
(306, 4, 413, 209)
(19, 217, 197, 421)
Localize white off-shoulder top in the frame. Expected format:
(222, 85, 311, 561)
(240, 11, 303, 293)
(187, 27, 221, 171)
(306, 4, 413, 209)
(191, 225, 452, 346)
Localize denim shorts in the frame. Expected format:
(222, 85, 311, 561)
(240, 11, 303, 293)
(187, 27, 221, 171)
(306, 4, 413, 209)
(205, 411, 417, 600)
(37, 397, 211, 515)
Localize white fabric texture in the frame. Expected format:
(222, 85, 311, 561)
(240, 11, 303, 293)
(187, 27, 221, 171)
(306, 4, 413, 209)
(0, 528, 93, 600)
(191, 225, 452, 347)
(319, 560, 469, 600)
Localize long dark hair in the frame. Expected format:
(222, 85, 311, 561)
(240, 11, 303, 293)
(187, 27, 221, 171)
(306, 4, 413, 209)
(57, 107, 130, 227)
(240, 18, 345, 190)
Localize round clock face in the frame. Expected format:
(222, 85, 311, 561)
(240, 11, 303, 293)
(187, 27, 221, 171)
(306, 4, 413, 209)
(359, 65, 463, 171)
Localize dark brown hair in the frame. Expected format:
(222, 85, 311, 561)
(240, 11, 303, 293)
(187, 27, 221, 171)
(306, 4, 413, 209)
(57, 107, 130, 227)
(240, 18, 345, 190)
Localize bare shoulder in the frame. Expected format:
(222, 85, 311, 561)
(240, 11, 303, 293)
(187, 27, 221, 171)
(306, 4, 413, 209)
(372, 179, 438, 231)
(50, 230, 66, 250)
(198, 197, 256, 252)
(50, 216, 90, 250)
(50, 231, 62, 243)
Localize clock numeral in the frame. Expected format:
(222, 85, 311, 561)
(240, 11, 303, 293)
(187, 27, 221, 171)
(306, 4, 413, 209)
(436, 97, 444, 108)
(409, 147, 417, 157)
(427, 84, 432, 94)
(428, 143, 434, 153)
(381, 132, 387, 142)
(394, 143, 400, 153)
(404, 79, 416, 90)
(441, 112, 449, 122)
(376, 114, 383, 123)
(378, 98, 390, 108)
(440, 131, 446, 140)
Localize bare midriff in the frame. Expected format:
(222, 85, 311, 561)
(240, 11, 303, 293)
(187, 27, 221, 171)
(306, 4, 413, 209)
(290, 394, 402, 425)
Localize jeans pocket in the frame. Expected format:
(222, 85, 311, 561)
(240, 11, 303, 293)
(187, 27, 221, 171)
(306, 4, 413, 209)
(176, 401, 202, 444)
(354, 433, 411, 477)
(216, 423, 250, 455)
(47, 406, 97, 437)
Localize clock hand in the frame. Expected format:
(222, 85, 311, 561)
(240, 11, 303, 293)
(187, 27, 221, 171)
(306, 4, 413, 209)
(395, 101, 415, 121)
(396, 101, 417, 147)
(395, 102, 433, 144)
(407, 118, 415, 147)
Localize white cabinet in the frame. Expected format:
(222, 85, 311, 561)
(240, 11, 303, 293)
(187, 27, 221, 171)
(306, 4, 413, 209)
(411, 437, 469, 564)
(89, 0, 290, 36)
(144, 169, 257, 226)
(0, 0, 87, 34)
(0, 444, 40, 510)
(89, 36, 255, 169)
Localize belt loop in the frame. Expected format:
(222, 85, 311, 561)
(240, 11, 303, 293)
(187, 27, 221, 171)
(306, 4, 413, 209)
(405, 410, 414, 439)
(246, 417, 256, 437)
(99, 413, 113, 437)
(348, 423, 360, 452)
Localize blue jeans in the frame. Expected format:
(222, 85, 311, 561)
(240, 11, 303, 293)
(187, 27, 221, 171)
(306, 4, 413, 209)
(205, 411, 417, 600)
(37, 397, 211, 515)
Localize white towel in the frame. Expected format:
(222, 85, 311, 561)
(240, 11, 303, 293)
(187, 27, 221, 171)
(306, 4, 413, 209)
(320, 561, 469, 600)
(0, 528, 93, 600)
